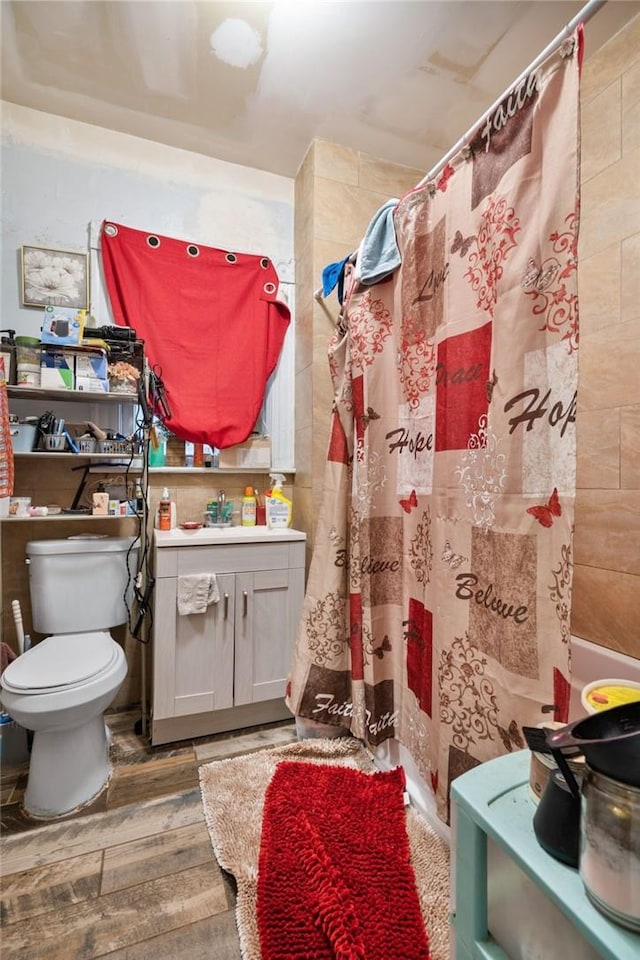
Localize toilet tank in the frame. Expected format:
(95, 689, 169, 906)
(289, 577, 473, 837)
(26, 536, 139, 634)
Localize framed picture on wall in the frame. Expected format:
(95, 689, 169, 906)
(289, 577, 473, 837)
(20, 245, 89, 310)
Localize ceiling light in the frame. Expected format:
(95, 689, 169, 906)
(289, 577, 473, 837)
(209, 19, 263, 69)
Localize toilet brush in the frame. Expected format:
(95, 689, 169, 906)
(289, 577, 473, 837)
(11, 600, 31, 655)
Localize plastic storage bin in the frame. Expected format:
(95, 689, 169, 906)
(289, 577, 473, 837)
(9, 421, 38, 452)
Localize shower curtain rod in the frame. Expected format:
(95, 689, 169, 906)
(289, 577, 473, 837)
(313, 0, 605, 302)
(419, 0, 606, 185)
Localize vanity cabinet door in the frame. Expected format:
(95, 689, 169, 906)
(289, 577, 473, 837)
(234, 564, 305, 706)
(153, 572, 236, 720)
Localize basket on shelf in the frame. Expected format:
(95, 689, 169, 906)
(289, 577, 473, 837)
(41, 434, 67, 452)
(98, 439, 137, 456)
(107, 360, 141, 396)
(108, 378, 139, 396)
(76, 437, 97, 454)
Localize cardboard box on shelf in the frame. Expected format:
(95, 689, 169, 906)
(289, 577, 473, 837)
(218, 437, 271, 470)
(76, 376, 109, 393)
(75, 353, 108, 381)
(40, 350, 75, 389)
(41, 306, 85, 346)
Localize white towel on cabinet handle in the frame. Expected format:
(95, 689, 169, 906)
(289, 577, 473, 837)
(177, 574, 220, 615)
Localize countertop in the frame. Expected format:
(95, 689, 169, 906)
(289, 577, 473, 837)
(153, 526, 306, 547)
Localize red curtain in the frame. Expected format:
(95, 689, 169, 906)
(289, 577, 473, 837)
(101, 221, 290, 448)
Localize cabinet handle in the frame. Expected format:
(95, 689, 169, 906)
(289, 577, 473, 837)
(223, 592, 229, 619)
(243, 590, 248, 617)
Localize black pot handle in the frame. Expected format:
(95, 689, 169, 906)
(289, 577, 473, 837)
(548, 746, 581, 799)
(546, 717, 590, 754)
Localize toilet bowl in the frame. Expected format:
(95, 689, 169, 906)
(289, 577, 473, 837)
(0, 535, 137, 819)
(1, 632, 127, 818)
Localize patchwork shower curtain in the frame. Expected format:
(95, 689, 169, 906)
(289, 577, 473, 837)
(287, 32, 582, 822)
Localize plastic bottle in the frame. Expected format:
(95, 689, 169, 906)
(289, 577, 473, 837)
(241, 486, 257, 526)
(266, 474, 292, 529)
(148, 426, 166, 467)
(157, 487, 172, 531)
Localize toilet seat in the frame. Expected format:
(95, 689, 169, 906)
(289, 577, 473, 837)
(1, 632, 118, 695)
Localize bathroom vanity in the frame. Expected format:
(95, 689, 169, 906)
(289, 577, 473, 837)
(150, 526, 306, 744)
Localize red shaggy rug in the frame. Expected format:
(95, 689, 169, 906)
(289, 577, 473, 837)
(256, 761, 431, 960)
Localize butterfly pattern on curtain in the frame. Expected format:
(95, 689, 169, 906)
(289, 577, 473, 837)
(287, 30, 582, 822)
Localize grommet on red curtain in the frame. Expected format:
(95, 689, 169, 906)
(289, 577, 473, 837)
(263, 282, 276, 295)
(146, 235, 160, 248)
(104, 223, 118, 237)
(225, 253, 237, 263)
(186, 245, 200, 257)
(260, 258, 270, 269)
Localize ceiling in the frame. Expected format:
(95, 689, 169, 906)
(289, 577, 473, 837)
(2, 1, 638, 179)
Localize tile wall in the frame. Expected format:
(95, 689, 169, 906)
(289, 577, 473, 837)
(573, 14, 640, 658)
(293, 141, 424, 557)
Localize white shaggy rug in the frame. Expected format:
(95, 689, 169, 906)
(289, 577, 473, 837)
(199, 737, 451, 959)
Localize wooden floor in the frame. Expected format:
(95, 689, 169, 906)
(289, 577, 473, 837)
(0, 710, 298, 960)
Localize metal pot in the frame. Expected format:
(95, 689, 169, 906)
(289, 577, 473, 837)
(546, 701, 640, 787)
(580, 765, 640, 932)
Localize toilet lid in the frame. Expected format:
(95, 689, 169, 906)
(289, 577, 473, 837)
(1, 632, 117, 691)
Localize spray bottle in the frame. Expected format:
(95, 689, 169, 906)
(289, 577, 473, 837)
(266, 474, 292, 529)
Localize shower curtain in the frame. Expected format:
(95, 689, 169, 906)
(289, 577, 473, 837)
(287, 31, 582, 822)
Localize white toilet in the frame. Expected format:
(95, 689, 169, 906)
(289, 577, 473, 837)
(0, 535, 138, 819)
